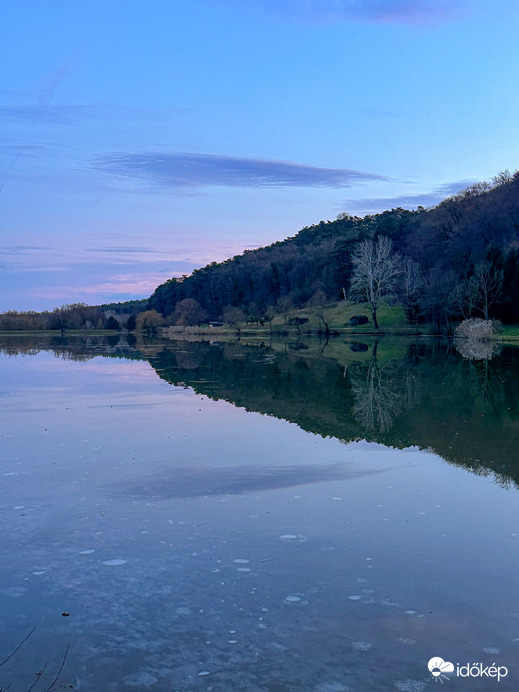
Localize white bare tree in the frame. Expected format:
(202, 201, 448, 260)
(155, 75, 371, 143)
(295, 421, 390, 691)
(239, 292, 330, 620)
(349, 236, 401, 330)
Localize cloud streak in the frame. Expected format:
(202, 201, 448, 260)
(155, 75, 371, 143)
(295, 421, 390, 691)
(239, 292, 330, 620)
(83, 246, 157, 254)
(91, 151, 388, 189)
(33, 273, 178, 301)
(345, 180, 475, 212)
(231, 0, 466, 25)
(0, 104, 183, 127)
(0, 145, 47, 157)
(0, 244, 53, 256)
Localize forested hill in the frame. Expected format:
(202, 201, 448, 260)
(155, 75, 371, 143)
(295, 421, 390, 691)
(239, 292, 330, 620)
(149, 207, 419, 320)
(149, 171, 519, 326)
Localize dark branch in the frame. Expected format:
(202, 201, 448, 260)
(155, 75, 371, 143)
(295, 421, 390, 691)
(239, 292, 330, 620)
(0, 628, 35, 668)
(44, 644, 69, 692)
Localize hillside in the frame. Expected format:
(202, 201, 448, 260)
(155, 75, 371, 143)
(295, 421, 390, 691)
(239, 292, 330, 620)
(149, 171, 519, 327)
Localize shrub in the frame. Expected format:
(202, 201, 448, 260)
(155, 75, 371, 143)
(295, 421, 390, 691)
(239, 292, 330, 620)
(454, 318, 499, 341)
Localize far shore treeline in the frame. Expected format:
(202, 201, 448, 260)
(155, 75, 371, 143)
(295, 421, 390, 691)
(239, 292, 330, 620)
(2, 170, 519, 333)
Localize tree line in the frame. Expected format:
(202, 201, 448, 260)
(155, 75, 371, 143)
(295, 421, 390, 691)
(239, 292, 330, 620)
(0, 304, 139, 332)
(148, 170, 519, 331)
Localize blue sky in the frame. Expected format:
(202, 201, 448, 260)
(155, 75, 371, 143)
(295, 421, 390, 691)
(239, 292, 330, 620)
(1, 0, 519, 310)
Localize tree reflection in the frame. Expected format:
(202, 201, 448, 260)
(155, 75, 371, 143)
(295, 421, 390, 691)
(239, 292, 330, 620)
(460, 358, 504, 412)
(348, 343, 420, 432)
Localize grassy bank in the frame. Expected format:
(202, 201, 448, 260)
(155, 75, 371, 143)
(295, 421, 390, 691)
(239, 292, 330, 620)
(165, 301, 421, 338)
(499, 325, 519, 340)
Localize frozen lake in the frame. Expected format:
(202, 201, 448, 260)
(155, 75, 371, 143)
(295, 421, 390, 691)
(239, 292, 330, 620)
(0, 335, 518, 691)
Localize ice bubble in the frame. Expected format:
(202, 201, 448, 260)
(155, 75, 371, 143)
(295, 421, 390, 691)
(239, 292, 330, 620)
(233, 559, 250, 564)
(352, 641, 372, 651)
(102, 559, 126, 566)
(175, 606, 191, 615)
(280, 535, 297, 539)
(4, 586, 27, 598)
(285, 595, 301, 602)
(315, 683, 351, 692)
(348, 595, 362, 601)
(14, 506, 24, 510)
(237, 568, 251, 572)
(483, 647, 501, 654)
(32, 571, 45, 576)
(394, 681, 426, 692)
(122, 671, 158, 688)
(331, 497, 343, 501)
(79, 549, 95, 555)
(198, 671, 211, 677)
(227, 640, 238, 644)
(404, 610, 416, 615)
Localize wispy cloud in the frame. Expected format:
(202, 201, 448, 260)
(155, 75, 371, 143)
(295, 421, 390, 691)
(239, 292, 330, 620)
(0, 145, 47, 157)
(33, 273, 176, 301)
(83, 246, 157, 254)
(0, 103, 183, 127)
(229, 0, 466, 25)
(345, 180, 474, 212)
(0, 244, 53, 256)
(91, 151, 388, 189)
(36, 60, 77, 106)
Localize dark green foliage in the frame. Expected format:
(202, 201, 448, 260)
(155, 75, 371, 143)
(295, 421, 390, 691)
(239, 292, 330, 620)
(98, 299, 148, 314)
(125, 314, 137, 331)
(105, 315, 120, 330)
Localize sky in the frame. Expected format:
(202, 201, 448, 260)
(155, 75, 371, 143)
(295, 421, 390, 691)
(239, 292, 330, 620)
(1, 0, 519, 311)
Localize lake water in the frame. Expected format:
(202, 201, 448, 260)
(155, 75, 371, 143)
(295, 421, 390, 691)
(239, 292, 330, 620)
(1, 335, 518, 691)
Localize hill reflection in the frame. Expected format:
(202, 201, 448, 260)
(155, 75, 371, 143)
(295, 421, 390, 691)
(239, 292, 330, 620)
(2, 334, 518, 489)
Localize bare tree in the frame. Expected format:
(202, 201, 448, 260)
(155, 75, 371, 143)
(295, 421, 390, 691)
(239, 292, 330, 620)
(422, 268, 459, 331)
(349, 236, 401, 329)
(400, 258, 424, 323)
(263, 305, 276, 333)
(492, 169, 513, 187)
(276, 295, 294, 325)
(306, 289, 330, 334)
(451, 276, 479, 319)
(473, 262, 503, 320)
(171, 298, 207, 326)
(223, 305, 246, 335)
